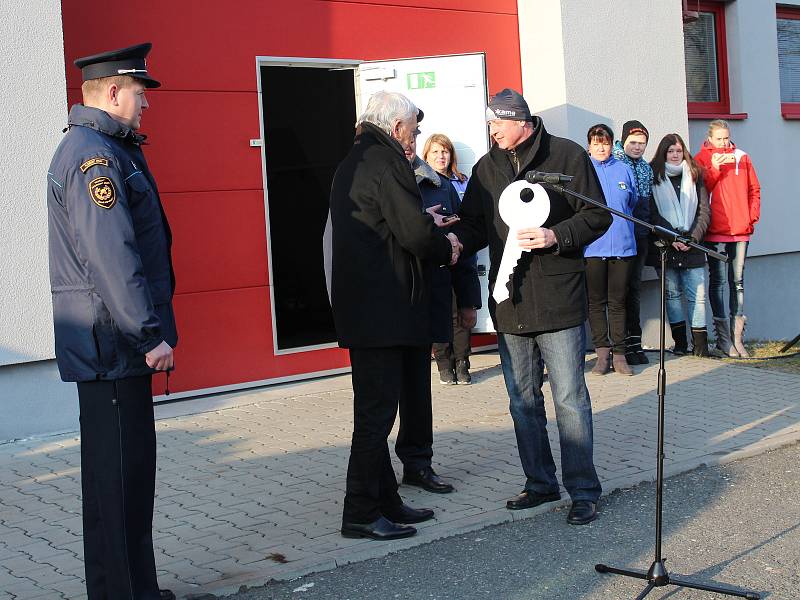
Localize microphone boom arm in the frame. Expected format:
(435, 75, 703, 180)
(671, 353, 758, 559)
(542, 182, 727, 262)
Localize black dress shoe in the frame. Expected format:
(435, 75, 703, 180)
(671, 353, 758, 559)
(160, 591, 176, 600)
(402, 467, 455, 493)
(341, 516, 417, 540)
(567, 500, 598, 525)
(506, 490, 561, 510)
(382, 504, 434, 524)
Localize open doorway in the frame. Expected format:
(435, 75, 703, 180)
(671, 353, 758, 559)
(260, 63, 356, 351)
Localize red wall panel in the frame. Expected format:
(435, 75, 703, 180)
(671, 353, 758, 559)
(132, 92, 263, 194)
(163, 189, 269, 295)
(62, 1, 521, 94)
(323, 1, 516, 12)
(61, 0, 521, 394)
(64, 89, 263, 194)
(161, 287, 350, 393)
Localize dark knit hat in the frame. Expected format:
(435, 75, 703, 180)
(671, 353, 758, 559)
(486, 88, 532, 122)
(621, 120, 649, 144)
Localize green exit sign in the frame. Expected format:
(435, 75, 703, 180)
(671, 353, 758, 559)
(407, 72, 436, 89)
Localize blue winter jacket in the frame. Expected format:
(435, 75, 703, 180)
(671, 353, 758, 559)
(584, 156, 639, 258)
(47, 105, 177, 382)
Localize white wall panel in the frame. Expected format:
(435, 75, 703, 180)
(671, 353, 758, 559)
(0, 1, 67, 365)
(518, 0, 688, 153)
(688, 0, 800, 257)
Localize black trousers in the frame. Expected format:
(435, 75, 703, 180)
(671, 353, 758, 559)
(432, 295, 472, 370)
(78, 375, 160, 600)
(625, 242, 648, 339)
(586, 256, 634, 352)
(344, 346, 431, 523)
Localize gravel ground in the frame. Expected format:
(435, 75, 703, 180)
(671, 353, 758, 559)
(221, 443, 800, 600)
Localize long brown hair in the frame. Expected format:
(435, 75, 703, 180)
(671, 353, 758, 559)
(650, 133, 702, 183)
(422, 133, 467, 182)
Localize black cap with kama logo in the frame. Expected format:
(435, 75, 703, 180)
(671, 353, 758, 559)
(74, 42, 161, 88)
(485, 88, 532, 122)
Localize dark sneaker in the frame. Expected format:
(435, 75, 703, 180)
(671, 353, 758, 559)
(455, 361, 471, 384)
(438, 369, 456, 385)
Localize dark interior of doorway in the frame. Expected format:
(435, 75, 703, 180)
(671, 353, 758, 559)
(261, 65, 356, 351)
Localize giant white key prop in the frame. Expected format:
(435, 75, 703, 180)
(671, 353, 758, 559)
(493, 181, 551, 304)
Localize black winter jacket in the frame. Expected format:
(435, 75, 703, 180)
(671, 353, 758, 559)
(329, 123, 452, 348)
(646, 176, 710, 269)
(453, 118, 612, 334)
(47, 105, 177, 382)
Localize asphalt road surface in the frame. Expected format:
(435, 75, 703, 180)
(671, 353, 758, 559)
(222, 443, 800, 600)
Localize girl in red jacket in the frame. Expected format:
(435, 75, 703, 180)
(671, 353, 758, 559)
(694, 120, 761, 358)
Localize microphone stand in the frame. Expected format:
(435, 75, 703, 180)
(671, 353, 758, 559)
(541, 179, 760, 600)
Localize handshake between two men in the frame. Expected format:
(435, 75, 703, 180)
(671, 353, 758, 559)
(425, 203, 463, 265)
(425, 203, 558, 268)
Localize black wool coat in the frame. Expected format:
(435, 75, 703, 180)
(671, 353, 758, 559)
(453, 117, 612, 334)
(329, 123, 453, 348)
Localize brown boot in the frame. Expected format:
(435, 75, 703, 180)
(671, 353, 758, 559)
(733, 315, 750, 358)
(612, 351, 633, 376)
(592, 347, 611, 375)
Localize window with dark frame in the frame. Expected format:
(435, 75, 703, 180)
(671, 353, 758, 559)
(777, 5, 800, 118)
(683, 1, 731, 117)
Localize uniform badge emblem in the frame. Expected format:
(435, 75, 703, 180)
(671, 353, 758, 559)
(88, 176, 116, 209)
(618, 182, 628, 190)
(80, 157, 109, 173)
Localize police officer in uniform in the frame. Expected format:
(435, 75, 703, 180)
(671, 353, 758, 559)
(47, 43, 177, 600)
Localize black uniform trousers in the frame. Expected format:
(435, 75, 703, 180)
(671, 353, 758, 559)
(344, 346, 431, 523)
(77, 374, 161, 600)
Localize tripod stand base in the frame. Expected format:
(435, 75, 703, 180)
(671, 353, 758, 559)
(595, 561, 760, 599)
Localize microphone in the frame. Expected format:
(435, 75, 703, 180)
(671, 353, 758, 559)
(525, 171, 574, 185)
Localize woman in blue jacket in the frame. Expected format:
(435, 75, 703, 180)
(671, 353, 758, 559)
(584, 124, 640, 375)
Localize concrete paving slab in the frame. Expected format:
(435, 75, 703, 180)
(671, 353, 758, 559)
(0, 352, 799, 599)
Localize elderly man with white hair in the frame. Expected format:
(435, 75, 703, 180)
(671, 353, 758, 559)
(329, 91, 461, 540)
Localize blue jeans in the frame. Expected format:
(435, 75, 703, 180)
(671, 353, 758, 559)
(705, 241, 748, 318)
(663, 267, 706, 328)
(497, 326, 601, 502)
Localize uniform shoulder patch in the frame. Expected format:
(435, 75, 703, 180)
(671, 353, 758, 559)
(80, 157, 109, 173)
(88, 176, 116, 209)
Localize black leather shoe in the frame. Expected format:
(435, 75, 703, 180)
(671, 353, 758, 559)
(402, 467, 455, 493)
(341, 516, 417, 540)
(160, 591, 176, 600)
(382, 504, 434, 524)
(636, 350, 649, 364)
(506, 490, 561, 510)
(567, 500, 598, 525)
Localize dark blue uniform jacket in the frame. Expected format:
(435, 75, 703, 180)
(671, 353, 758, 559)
(47, 105, 177, 382)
